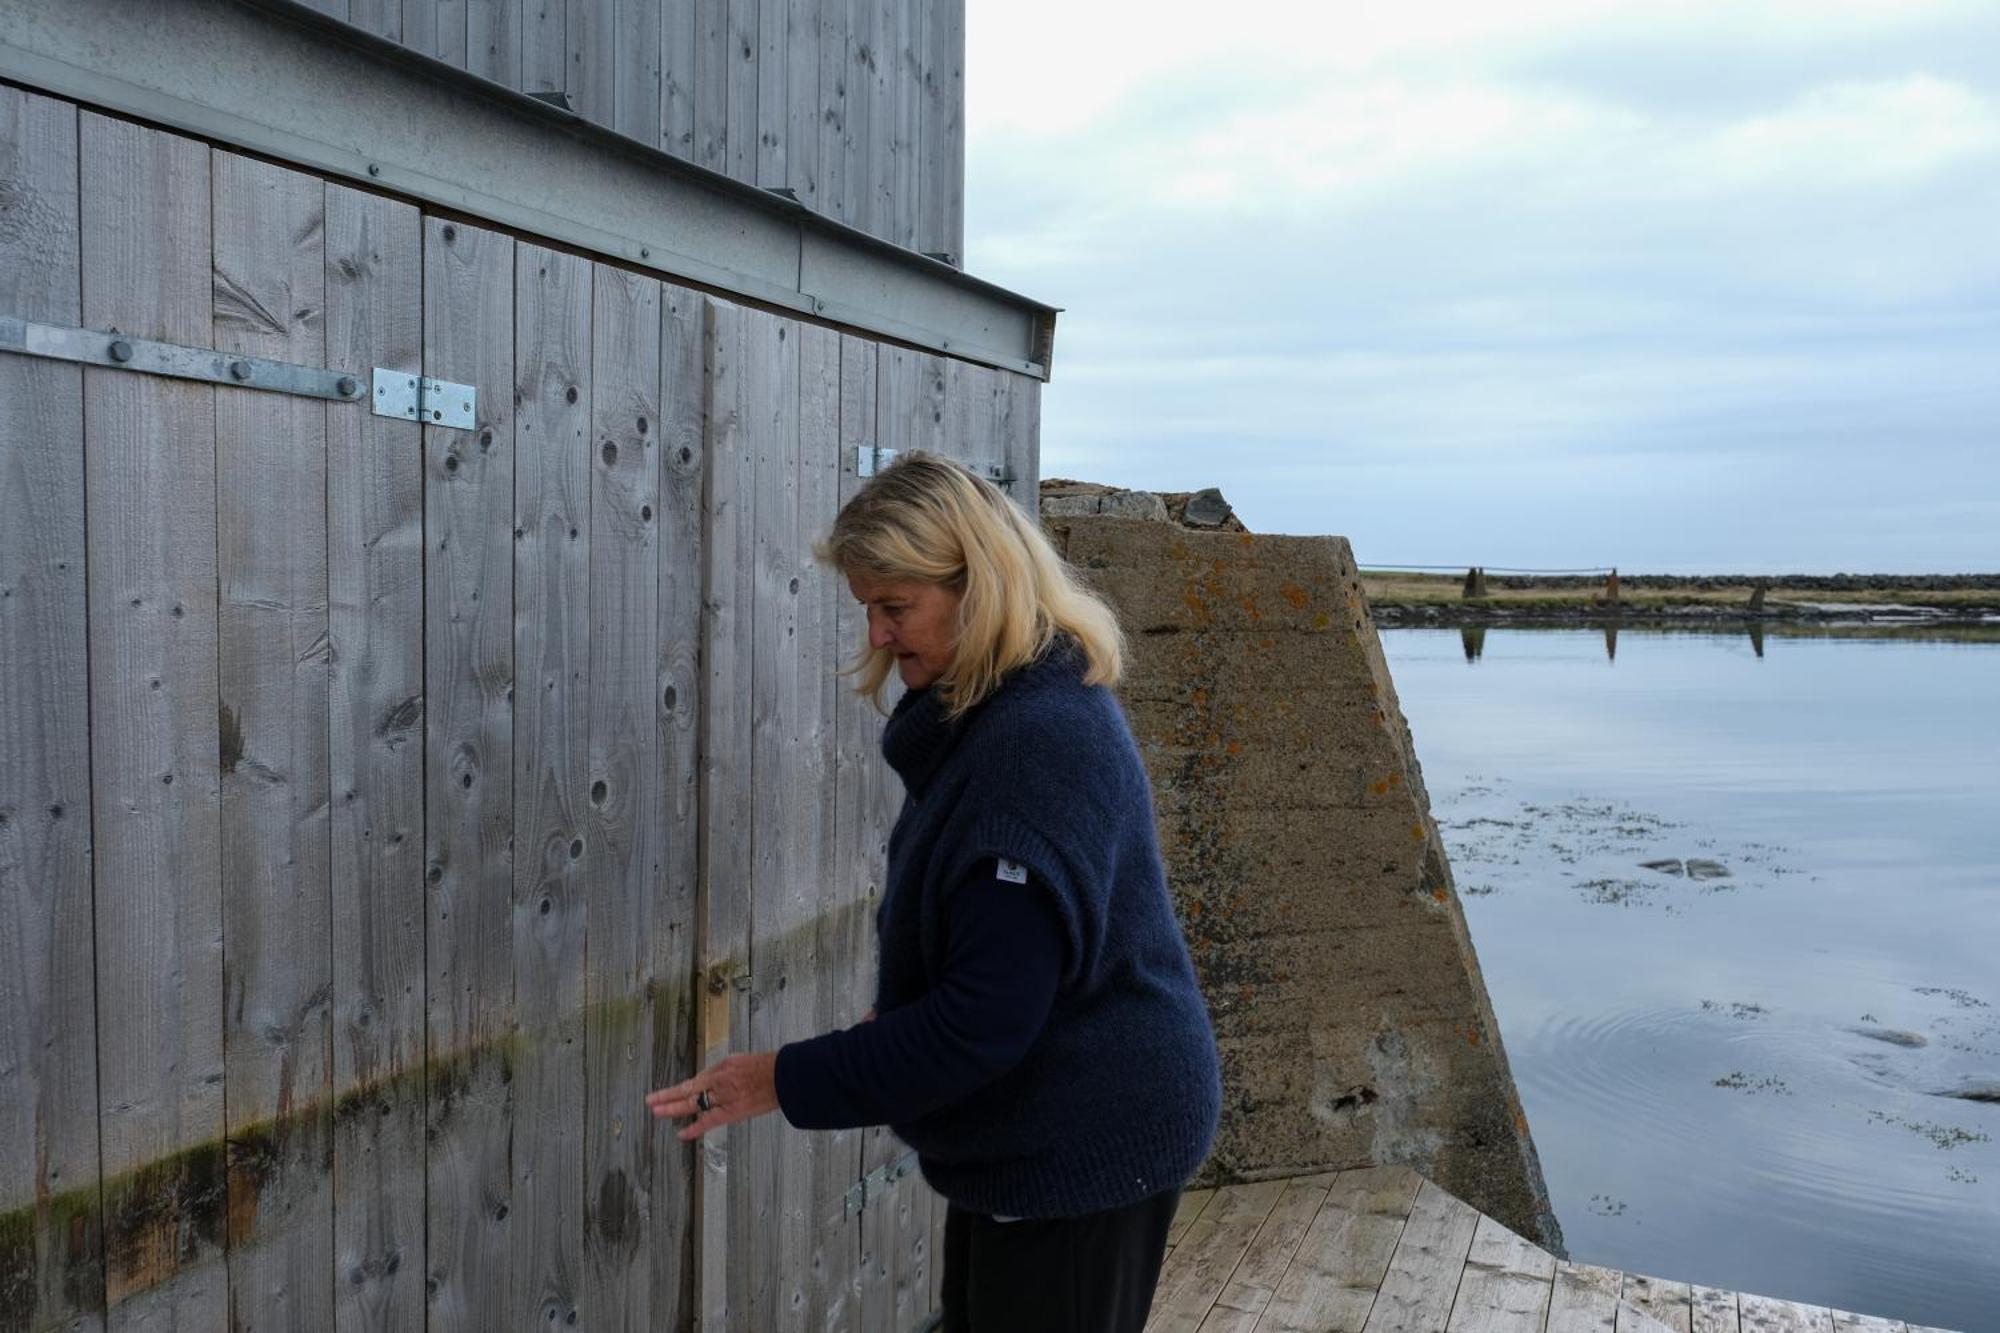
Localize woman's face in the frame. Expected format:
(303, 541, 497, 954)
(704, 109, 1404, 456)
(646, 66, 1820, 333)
(847, 572, 962, 690)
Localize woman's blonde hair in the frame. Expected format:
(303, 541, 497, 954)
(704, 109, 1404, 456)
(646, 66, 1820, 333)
(816, 451, 1124, 716)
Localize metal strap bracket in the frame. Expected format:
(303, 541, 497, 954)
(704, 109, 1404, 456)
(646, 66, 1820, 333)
(0, 315, 366, 402)
(843, 1150, 920, 1219)
(856, 445, 899, 478)
(372, 368, 477, 429)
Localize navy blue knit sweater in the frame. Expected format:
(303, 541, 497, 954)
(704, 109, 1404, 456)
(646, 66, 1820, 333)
(833, 637, 1222, 1218)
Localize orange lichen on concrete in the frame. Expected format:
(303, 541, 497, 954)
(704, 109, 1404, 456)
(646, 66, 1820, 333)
(1280, 583, 1310, 609)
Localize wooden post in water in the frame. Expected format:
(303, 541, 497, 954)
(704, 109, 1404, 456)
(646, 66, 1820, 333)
(1462, 567, 1489, 600)
(1603, 568, 1621, 605)
(1748, 578, 1768, 615)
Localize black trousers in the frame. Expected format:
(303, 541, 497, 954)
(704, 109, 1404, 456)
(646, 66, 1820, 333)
(937, 1188, 1181, 1333)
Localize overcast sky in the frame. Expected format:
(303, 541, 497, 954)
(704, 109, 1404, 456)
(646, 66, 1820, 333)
(964, 0, 2000, 574)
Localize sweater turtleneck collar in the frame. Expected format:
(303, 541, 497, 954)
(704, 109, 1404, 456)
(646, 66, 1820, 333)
(879, 635, 1085, 794)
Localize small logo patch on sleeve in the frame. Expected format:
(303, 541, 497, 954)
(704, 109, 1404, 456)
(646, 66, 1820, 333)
(995, 859, 1028, 884)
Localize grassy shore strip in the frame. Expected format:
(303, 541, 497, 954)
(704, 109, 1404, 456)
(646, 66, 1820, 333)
(1359, 570, 2000, 618)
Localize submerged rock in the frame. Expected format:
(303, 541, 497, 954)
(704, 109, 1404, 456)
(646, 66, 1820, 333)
(1932, 1078, 2000, 1104)
(1640, 858, 1685, 876)
(1686, 858, 1732, 880)
(1851, 1026, 1929, 1048)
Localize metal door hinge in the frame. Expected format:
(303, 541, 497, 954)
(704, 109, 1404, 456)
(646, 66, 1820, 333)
(842, 1150, 920, 1219)
(373, 368, 477, 429)
(1, 316, 367, 402)
(974, 462, 1015, 492)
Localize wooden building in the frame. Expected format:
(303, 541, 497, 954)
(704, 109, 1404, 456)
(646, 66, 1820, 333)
(0, 2, 1051, 1328)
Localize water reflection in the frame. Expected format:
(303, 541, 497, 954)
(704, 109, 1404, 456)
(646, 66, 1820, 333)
(1603, 622, 1618, 661)
(1379, 626, 2000, 1330)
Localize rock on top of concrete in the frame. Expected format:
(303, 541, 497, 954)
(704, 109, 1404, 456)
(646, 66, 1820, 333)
(1040, 478, 1248, 532)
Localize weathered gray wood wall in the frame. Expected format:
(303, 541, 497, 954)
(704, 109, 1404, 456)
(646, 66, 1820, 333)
(294, 0, 965, 265)
(1, 87, 1038, 1332)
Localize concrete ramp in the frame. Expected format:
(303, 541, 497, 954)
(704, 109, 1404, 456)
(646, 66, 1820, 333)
(1046, 510, 1560, 1250)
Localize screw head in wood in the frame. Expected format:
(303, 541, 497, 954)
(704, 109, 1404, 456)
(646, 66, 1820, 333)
(107, 339, 132, 363)
(336, 376, 358, 396)
(229, 360, 253, 381)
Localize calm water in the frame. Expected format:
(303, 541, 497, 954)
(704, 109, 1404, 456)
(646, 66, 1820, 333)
(1379, 626, 2000, 1331)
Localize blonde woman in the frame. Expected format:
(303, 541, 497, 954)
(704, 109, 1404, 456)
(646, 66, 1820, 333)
(648, 452, 1221, 1331)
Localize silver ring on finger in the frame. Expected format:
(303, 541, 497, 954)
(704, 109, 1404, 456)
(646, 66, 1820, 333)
(696, 1089, 714, 1113)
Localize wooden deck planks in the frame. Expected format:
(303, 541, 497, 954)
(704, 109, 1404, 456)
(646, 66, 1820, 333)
(1204, 1173, 1339, 1323)
(211, 146, 336, 1333)
(1829, 1313, 1905, 1333)
(1447, 1215, 1555, 1333)
(1151, 1169, 1962, 1333)
(325, 180, 427, 1333)
(1737, 1294, 1835, 1333)
(1360, 1177, 1483, 1333)
(1254, 1165, 1422, 1333)
(421, 214, 518, 1333)
(1622, 1274, 1694, 1333)
(509, 241, 593, 1328)
(1691, 1286, 1742, 1333)
(1147, 1181, 1289, 1333)
(1548, 1264, 1623, 1333)
(80, 109, 228, 1328)
(0, 84, 103, 1331)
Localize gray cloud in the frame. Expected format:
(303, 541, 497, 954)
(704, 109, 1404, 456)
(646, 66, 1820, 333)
(968, 8, 2000, 573)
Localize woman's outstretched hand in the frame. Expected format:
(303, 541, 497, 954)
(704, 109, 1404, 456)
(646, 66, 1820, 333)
(647, 1052, 779, 1142)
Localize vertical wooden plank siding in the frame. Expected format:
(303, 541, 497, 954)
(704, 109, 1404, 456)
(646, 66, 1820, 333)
(830, 334, 888, 1333)
(332, 0, 968, 253)
(580, 263, 665, 1324)
(210, 148, 335, 1332)
(651, 279, 709, 1331)
(858, 344, 946, 1331)
(916, 0, 962, 263)
(662, 0, 700, 157)
(467, 0, 522, 85)
(755, 0, 786, 190)
(568, 0, 615, 132)
(842, 0, 882, 239)
(616, 0, 665, 146)
(696, 298, 756, 1331)
(508, 242, 593, 1328)
(814, 0, 851, 223)
(0, 86, 103, 1332)
(346, 0, 401, 42)
(791, 323, 851, 1330)
(881, 0, 921, 251)
(78, 111, 227, 1328)
(741, 306, 803, 1329)
(692, 0, 732, 172)
(523, 0, 567, 95)
(782, 0, 820, 211)
(325, 182, 428, 1333)
(421, 215, 517, 1333)
(742, 309, 804, 1330)
(725, 0, 761, 185)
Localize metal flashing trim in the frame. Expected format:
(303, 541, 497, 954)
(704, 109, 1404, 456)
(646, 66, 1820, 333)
(0, 0, 1058, 381)
(0, 315, 366, 402)
(372, 368, 476, 429)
